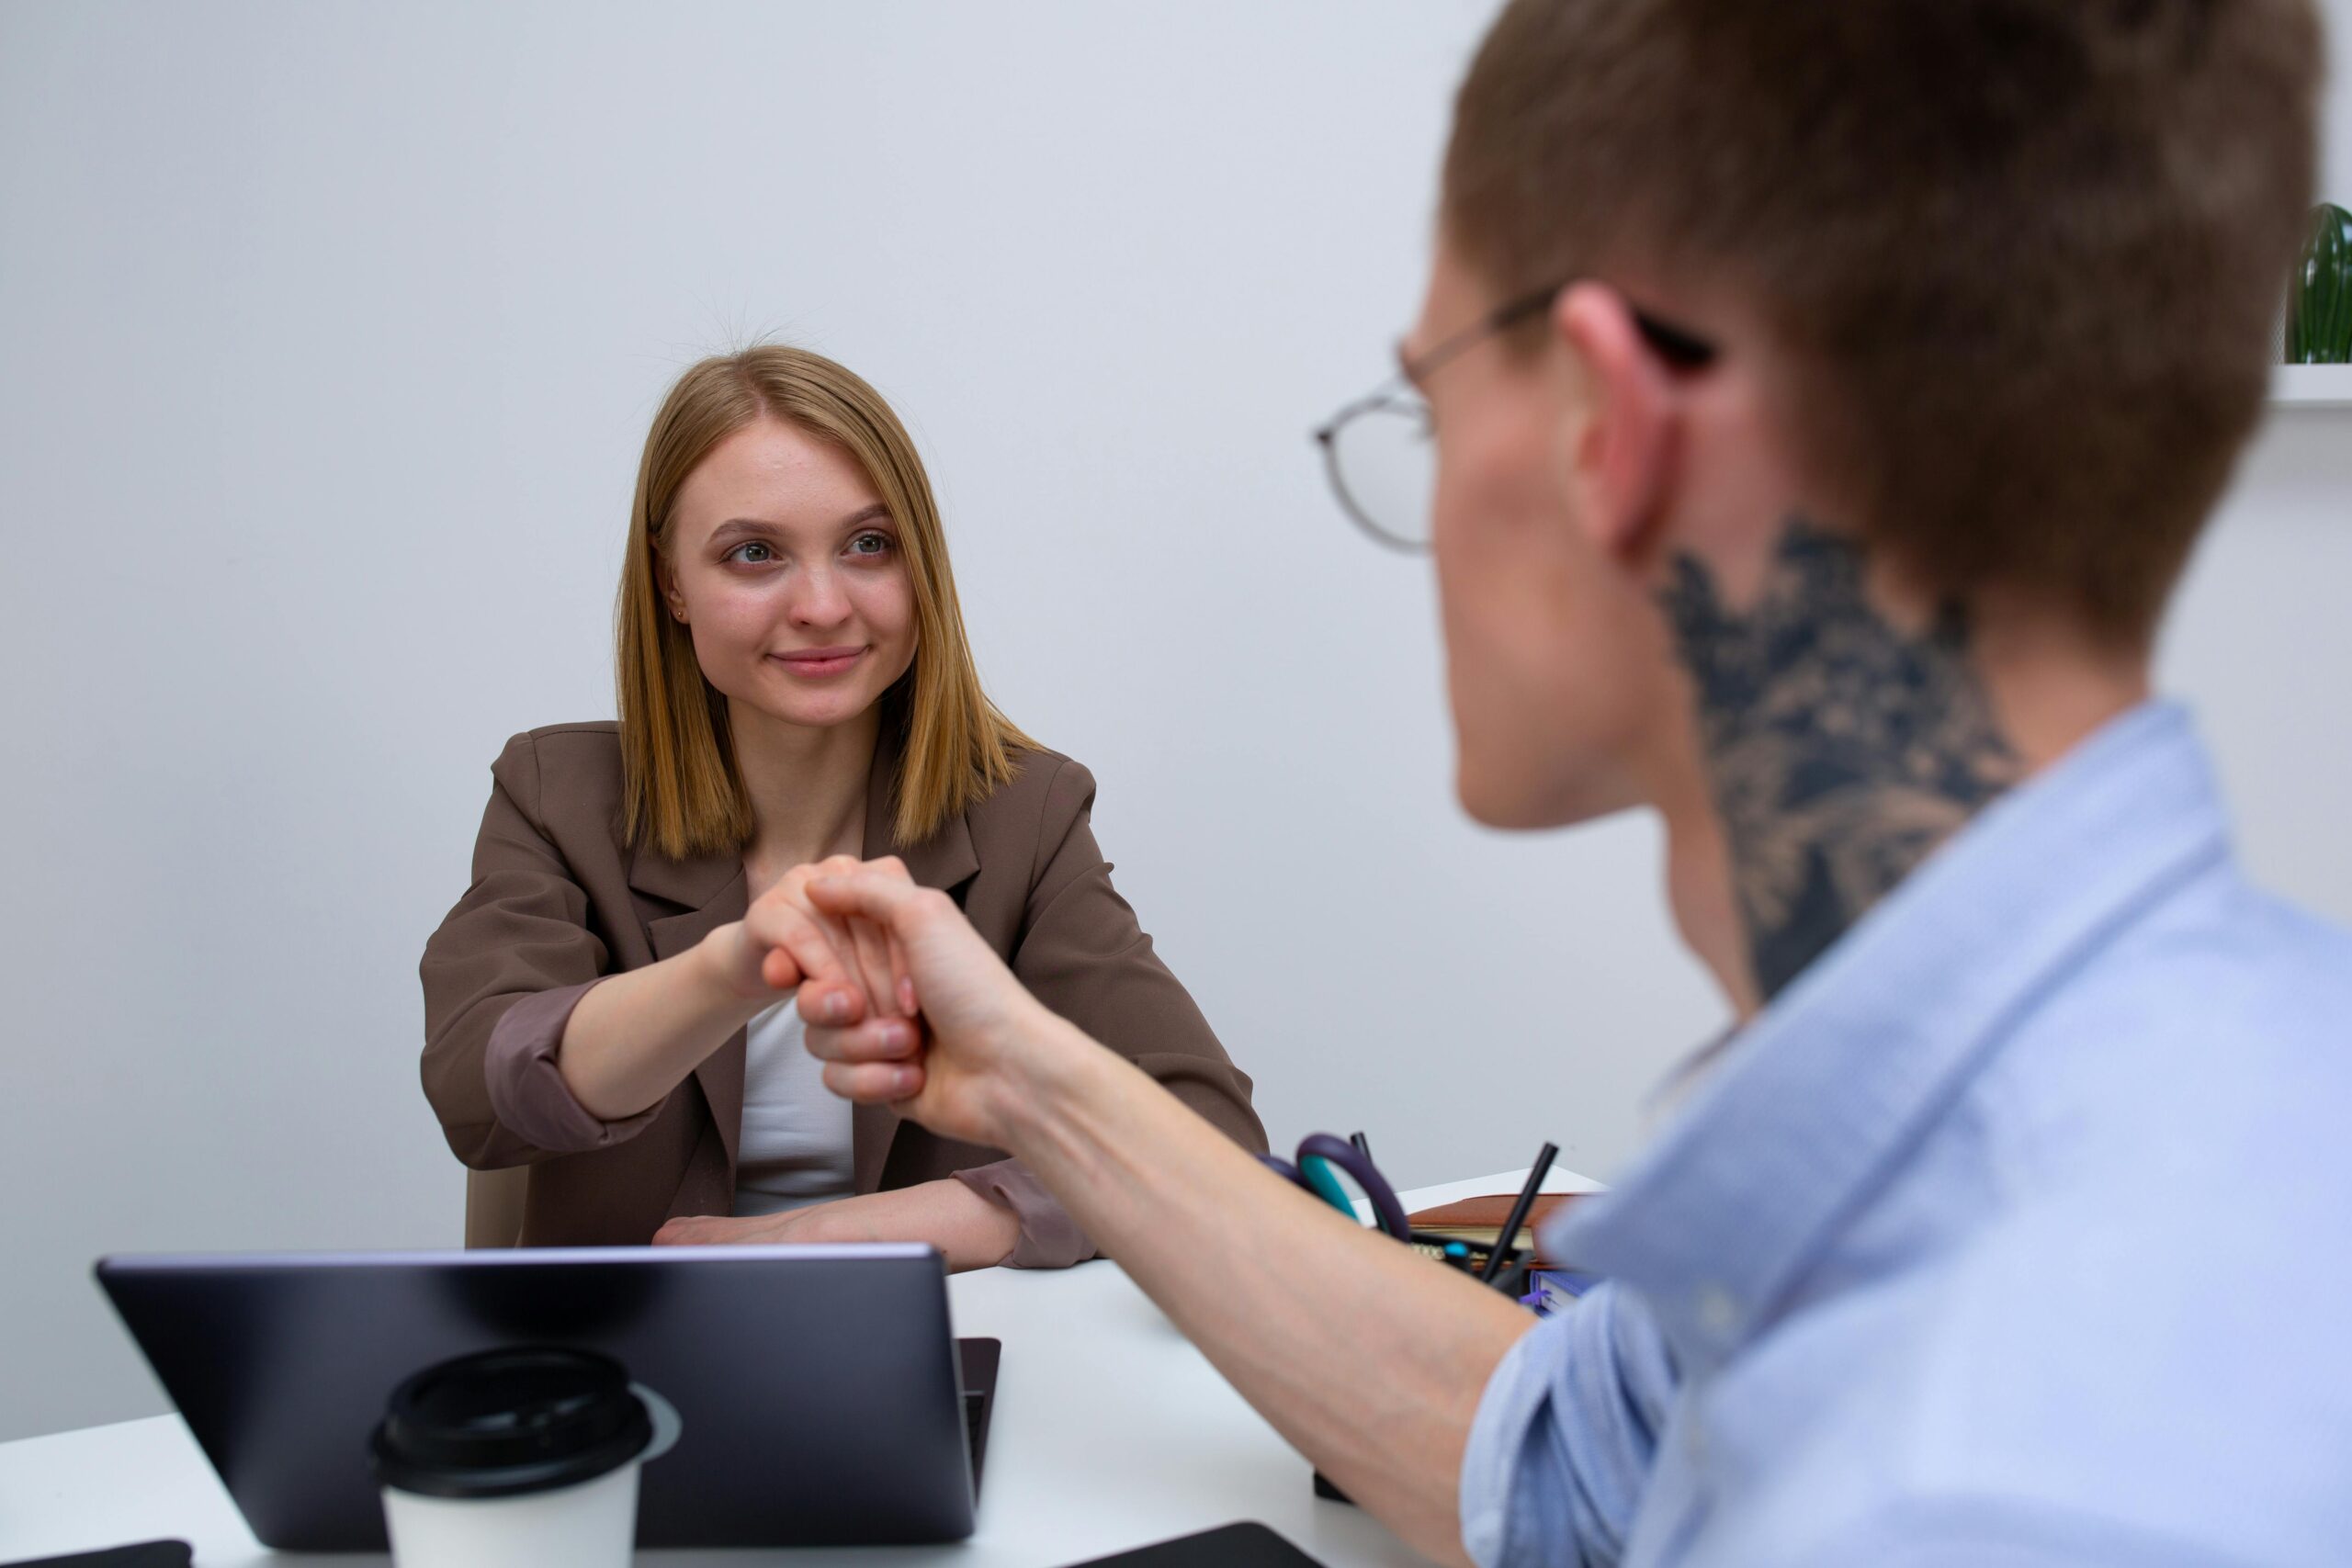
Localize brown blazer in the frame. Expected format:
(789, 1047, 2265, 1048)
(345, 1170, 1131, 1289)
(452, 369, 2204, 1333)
(420, 720, 1263, 1263)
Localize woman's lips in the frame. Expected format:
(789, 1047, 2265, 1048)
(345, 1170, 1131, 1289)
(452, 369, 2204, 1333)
(770, 646, 867, 678)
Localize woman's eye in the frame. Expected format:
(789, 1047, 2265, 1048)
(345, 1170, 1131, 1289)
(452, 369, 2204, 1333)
(729, 541, 775, 565)
(847, 531, 893, 558)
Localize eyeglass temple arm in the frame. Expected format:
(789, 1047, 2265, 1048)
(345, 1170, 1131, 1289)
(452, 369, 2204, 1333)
(1487, 286, 1719, 368)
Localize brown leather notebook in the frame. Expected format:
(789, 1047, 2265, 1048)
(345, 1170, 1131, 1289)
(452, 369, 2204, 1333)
(1406, 1192, 1588, 1255)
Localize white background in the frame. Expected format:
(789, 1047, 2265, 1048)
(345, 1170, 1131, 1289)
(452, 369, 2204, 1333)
(3, 1, 2347, 1443)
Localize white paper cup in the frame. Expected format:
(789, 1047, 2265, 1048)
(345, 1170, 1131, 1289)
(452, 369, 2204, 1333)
(381, 1456, 641, 1568)
(372, 1346, 653, 1568)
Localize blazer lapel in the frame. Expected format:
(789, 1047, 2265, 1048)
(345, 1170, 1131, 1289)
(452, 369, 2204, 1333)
(852, 718, 981, 1193)
(632, 841, 751, 1177)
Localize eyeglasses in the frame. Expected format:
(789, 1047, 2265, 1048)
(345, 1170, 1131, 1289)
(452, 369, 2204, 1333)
(1311, 280, 1719, 553)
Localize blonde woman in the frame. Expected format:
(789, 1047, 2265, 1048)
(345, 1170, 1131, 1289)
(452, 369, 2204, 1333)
(421, 345, 1263, 1267)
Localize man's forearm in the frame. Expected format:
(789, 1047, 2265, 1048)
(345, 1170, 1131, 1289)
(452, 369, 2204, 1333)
(1001, 1018, 1535, 1566)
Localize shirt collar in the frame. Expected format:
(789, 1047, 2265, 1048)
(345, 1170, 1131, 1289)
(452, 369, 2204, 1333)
(1545, 700, 2232, 1369)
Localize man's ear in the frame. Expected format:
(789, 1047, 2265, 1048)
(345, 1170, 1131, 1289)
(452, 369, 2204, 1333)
(1551, 282, 1679, 566)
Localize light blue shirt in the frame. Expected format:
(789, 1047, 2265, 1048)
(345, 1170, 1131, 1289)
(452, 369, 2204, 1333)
(1461, 702, 2352, 1566)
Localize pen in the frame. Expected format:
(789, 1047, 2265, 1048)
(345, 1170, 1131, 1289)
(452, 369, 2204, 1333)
(1478, 1141, 1559, 1285)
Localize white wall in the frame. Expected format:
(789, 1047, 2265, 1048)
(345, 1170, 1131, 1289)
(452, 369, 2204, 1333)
(2, 1, 2346, 1444)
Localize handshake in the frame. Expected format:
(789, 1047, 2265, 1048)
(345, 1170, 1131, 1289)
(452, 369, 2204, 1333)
(696, 854, 1062, 1152)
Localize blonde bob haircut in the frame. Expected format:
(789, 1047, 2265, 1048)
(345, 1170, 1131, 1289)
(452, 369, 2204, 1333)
(616, 344, 1034, 861)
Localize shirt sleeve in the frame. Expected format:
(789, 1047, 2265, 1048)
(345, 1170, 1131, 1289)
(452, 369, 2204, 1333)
(480, 975, 661, 1154)
(1460, 1281, 1679, 1568)
(948, 1157, 1087, 1268)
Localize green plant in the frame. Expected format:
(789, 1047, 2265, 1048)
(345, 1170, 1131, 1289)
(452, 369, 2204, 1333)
(2287, 202, 2352, 364)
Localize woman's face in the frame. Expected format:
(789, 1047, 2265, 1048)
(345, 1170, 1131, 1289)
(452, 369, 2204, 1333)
(662, 416, 918, 733)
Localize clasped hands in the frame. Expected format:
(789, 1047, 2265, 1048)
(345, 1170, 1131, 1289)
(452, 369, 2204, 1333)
(731, 852, 1057, 1150)
(651, 856, 1067, 1258)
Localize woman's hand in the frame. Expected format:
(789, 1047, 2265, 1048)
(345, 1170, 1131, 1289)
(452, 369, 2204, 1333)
(561, 854, 907, 1122)
(649, 1179, 1021, 1271)
(797, 865, 1088, 1154)
(700, 853, 919, 1017)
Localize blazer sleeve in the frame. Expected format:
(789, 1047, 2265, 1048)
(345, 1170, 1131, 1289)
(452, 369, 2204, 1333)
(419, 734, 659, 1169)
(952, 757, 1268, 1268)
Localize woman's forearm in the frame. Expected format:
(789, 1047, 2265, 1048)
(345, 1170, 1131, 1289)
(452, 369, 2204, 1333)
(557, 924, 775, 1119)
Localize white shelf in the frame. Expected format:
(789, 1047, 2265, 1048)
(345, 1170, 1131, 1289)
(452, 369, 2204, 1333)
(2272, 364, 2352, 407)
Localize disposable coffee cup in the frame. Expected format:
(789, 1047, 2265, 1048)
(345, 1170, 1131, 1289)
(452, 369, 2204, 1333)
(370, 1345, 654, 1568)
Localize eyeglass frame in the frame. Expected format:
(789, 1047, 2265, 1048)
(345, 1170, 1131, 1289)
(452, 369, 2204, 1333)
(1311, 279, 1720, 554)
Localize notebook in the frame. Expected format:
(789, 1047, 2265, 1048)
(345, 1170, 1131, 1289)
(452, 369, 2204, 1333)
(1406, 1191, 1588, 1261)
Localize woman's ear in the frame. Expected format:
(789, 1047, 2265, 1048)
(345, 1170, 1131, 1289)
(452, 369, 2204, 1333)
(1551, 282, 1679, 568)
(657, 558, 689, 624)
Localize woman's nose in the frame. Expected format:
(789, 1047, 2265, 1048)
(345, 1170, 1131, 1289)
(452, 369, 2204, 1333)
(786, 566, 852, 627)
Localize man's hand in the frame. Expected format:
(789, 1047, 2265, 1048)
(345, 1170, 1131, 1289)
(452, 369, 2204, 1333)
(797, 865, 1080, 1152)
(650, 1179, 1022, 1271)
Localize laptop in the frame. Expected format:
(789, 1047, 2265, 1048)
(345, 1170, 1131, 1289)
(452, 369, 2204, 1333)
(95, 1244, 999, 1551)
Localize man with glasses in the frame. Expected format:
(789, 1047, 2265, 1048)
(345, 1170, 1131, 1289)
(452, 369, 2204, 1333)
(791, 2, 2352, 1563)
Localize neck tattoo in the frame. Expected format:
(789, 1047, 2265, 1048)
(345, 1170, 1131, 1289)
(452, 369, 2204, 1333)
(1658, 518, 2021, 1000)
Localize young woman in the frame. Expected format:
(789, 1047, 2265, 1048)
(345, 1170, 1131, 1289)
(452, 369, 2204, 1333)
(420, 345, 1263, 1268)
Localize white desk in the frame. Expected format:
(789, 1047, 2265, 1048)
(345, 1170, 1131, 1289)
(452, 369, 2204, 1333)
(0, 1167, 1599, 1567)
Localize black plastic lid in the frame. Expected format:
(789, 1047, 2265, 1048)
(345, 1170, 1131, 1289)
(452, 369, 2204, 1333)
(370, 1346, 652, 1500)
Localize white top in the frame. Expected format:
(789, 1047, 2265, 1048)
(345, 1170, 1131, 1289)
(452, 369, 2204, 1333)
(729, 996, 855, 1218)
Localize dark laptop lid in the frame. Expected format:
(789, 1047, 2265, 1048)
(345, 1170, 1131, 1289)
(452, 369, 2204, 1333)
(96, 1245, 985, 1551)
